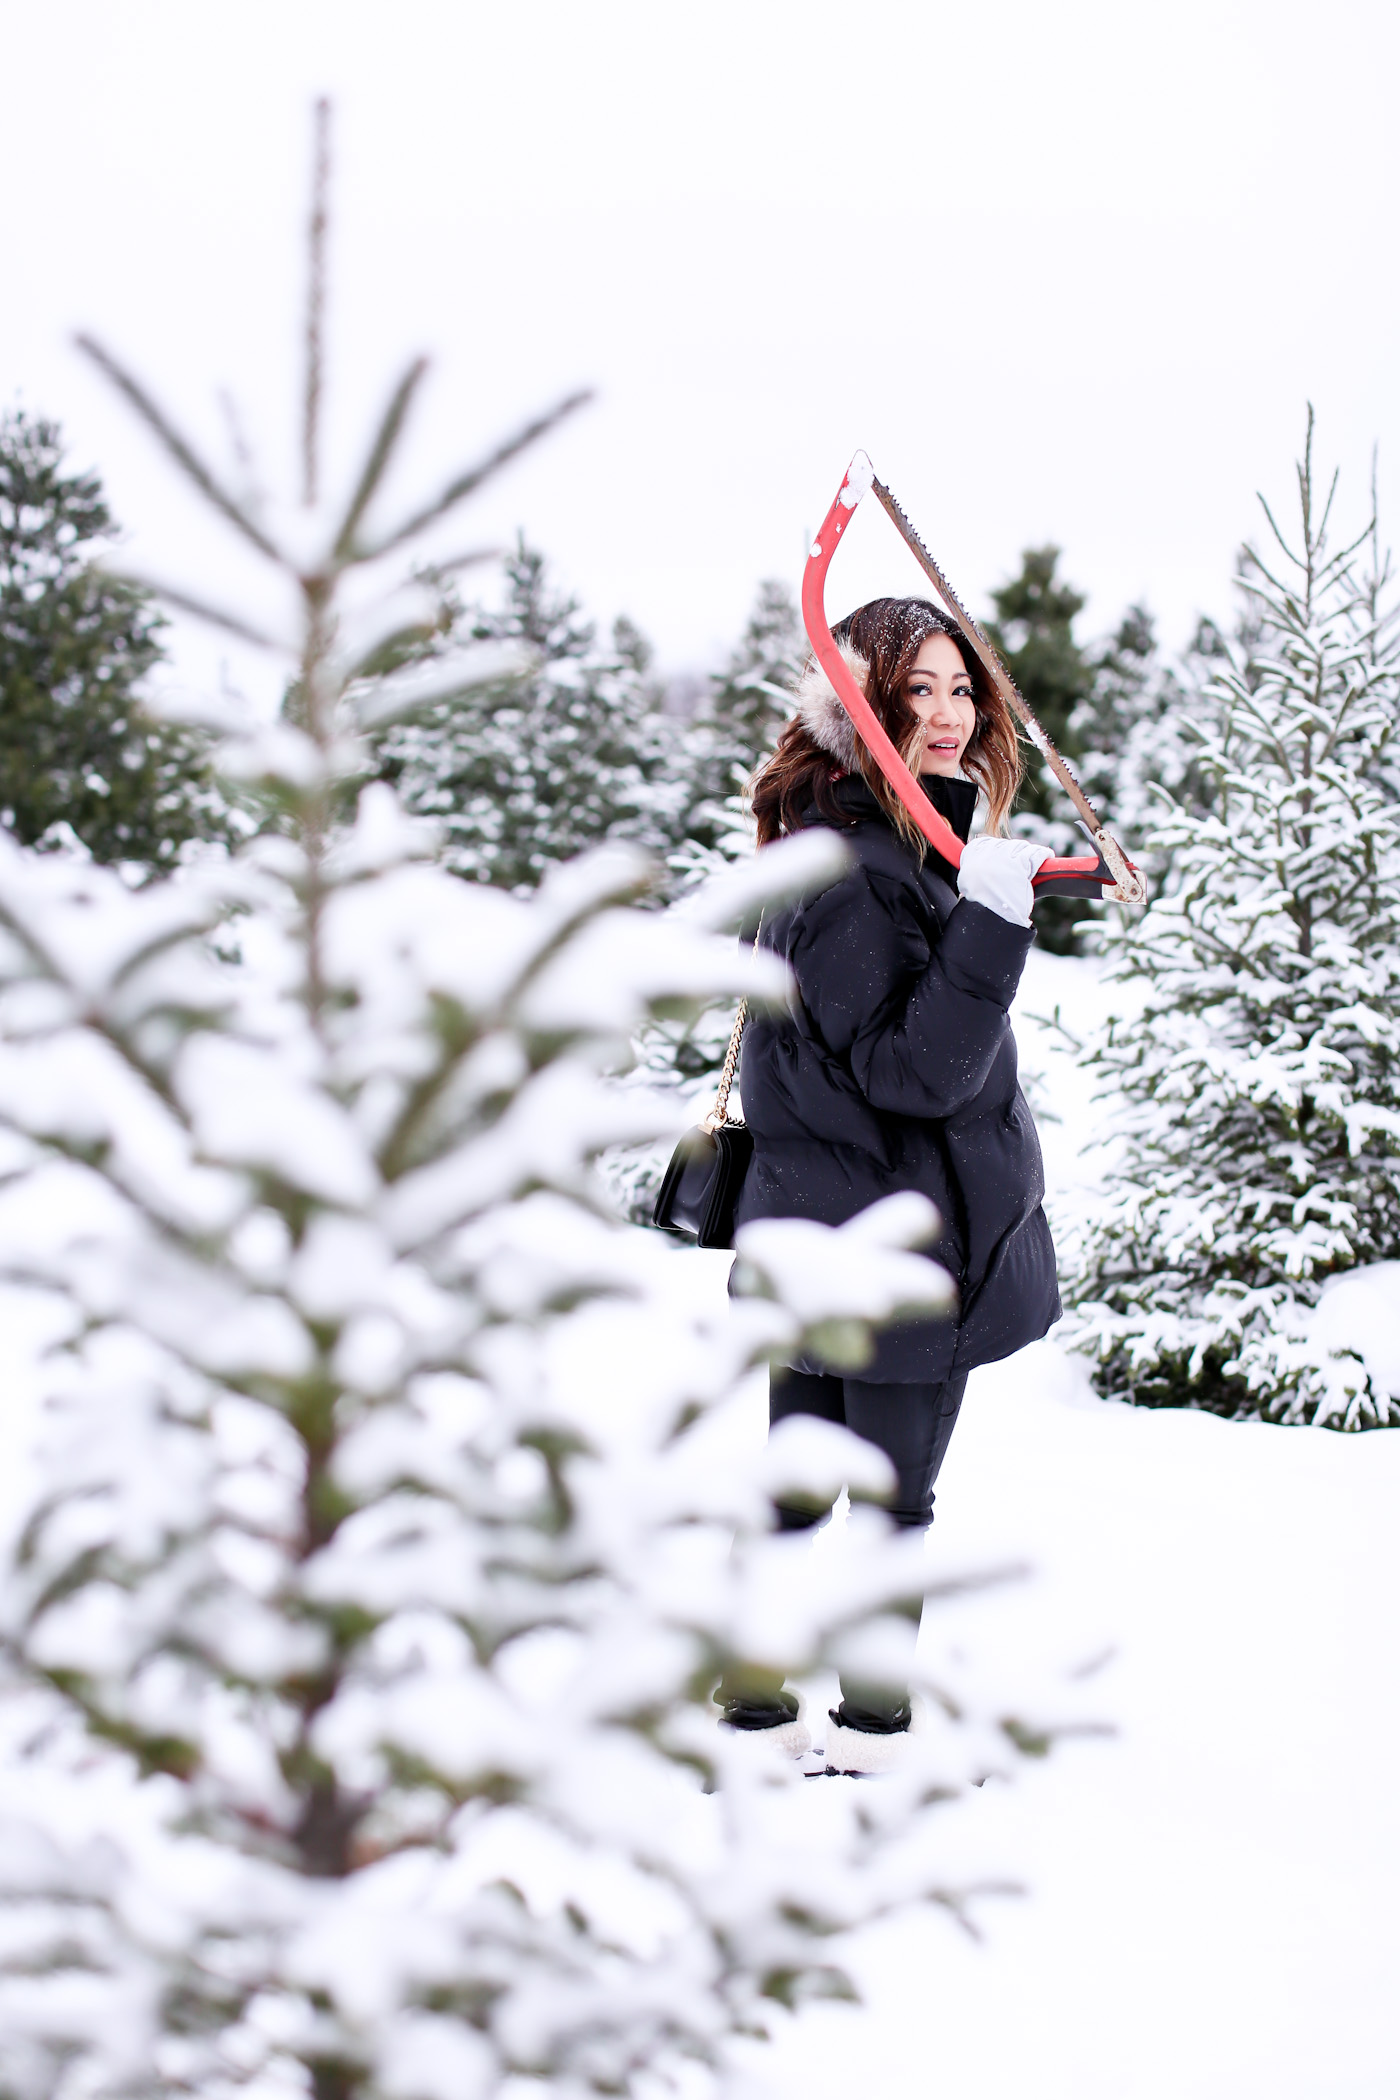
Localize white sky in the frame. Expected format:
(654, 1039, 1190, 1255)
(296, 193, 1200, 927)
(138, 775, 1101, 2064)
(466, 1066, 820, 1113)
(5, 0, 1400, 699)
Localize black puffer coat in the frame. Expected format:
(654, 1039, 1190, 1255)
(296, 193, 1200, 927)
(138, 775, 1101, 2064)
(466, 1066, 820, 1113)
(735, 773, 1060, 1380)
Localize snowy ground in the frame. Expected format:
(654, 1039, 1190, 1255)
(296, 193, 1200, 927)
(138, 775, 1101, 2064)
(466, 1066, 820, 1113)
(747, 949, 1400, 2100)
(1, 951, 1396, 2095)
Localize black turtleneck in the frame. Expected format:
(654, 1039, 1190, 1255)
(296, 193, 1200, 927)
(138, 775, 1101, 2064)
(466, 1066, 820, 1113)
(915, 772, 979, 842)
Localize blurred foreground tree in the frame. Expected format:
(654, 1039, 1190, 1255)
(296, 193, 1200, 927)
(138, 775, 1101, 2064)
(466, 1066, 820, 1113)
(0, 407, 229, 870)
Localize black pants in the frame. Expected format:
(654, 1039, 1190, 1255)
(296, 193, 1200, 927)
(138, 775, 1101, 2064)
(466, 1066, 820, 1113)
(717, 1367, 968, 1734)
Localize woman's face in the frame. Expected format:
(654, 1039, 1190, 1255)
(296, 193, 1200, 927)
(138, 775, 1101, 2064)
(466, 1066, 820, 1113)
(904, 633, 977, 776)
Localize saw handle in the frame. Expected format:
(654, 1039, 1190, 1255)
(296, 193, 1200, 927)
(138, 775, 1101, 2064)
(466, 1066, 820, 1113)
(1032, 852, 1118, 898)
(801, 458, 1138, 899)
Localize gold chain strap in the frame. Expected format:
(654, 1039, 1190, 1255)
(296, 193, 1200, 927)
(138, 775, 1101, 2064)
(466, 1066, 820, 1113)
(700, 922, 761, 1136)
(702, 999, 749, 1134)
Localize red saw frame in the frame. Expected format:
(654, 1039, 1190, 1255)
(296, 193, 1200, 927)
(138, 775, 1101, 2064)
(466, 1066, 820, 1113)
(800, 454, 1143, 901)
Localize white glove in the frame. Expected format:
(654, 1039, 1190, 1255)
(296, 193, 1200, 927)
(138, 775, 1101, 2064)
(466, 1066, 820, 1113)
(956, 836, 1054, 927)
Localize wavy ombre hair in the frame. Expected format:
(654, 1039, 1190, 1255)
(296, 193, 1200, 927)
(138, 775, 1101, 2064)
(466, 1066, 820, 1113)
(751, 596, 1022, 850)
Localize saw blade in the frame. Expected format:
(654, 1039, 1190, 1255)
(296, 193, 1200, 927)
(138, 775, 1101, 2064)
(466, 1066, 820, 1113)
(870, 477, 1145, 904)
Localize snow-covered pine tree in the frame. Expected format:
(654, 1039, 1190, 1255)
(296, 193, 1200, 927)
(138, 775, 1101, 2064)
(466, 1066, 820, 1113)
(709, 577, 803, 754)
(373, 538, 684, 890)
(0, 408, 233, 870)
(988, 547, 1099, 952)
(1071, 606, 1160, 826)
(1064, 414, 1400, 1430)
(674, 578, 805, 864)
(1079, 606, 1245, 900)
(0, 156, 1066, 2100)
(988, 547, 1091, 825)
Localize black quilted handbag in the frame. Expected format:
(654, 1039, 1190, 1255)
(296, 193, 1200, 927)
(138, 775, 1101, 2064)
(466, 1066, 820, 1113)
(652, 984, 754, 1251)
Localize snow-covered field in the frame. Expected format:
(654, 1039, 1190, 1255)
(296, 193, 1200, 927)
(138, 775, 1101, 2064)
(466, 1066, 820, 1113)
(0, 946, 1395, 2097)
(750, 949, 1400, 2099)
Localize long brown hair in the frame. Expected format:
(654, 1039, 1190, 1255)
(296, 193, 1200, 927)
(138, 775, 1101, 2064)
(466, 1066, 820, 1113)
(751, 596, 1022, 849)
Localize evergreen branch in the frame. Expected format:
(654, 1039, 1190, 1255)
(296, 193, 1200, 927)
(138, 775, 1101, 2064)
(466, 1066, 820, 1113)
(0, 905, 202, 1080)
(414, 545, 498, 582)
(1024, 1003, 1085, 1053)
(0, 880, 241, 1132)
(109, 571, 285, 651)
(75, 335, 286, 566)
(303, 97, 332, 508)
(1255, 495, 1304, 574)
(216, 386, 263, 503)
(0, 1106, 226, 1259)
(363, 390, 594, 560)
(1297, 404, 1317, 595)
(376, 864, 655, 1189)
(332, 357, 429, 563)
(1312, 464, 1340, 561)
(1236, 544, 1305, 606)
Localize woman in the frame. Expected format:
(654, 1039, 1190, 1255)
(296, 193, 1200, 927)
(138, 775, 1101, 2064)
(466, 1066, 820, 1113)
(721, 596, 1060, 1774)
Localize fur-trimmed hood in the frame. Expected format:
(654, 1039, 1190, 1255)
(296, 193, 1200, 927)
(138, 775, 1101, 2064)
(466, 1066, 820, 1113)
(793, 644, 870, 772)
(794, 645, 979, 800)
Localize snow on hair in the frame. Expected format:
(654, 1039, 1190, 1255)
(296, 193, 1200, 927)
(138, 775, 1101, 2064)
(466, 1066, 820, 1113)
(751, 596, 1022, 848)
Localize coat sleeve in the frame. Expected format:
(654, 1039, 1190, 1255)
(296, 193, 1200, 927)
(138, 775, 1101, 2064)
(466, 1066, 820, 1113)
(789, 867, 1033, 1121)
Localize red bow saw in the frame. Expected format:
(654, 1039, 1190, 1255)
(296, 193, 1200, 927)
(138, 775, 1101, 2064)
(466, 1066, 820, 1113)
(801, 454, 1146, 904)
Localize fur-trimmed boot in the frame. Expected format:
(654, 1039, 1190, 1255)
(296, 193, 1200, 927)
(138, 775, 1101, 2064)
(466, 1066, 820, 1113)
(718, 1693, 812, 1765)
(824, 1696, 924, 1778)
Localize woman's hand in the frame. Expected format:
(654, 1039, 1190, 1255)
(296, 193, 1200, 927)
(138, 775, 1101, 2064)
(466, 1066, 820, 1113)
(956, 837, 1054, 927)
